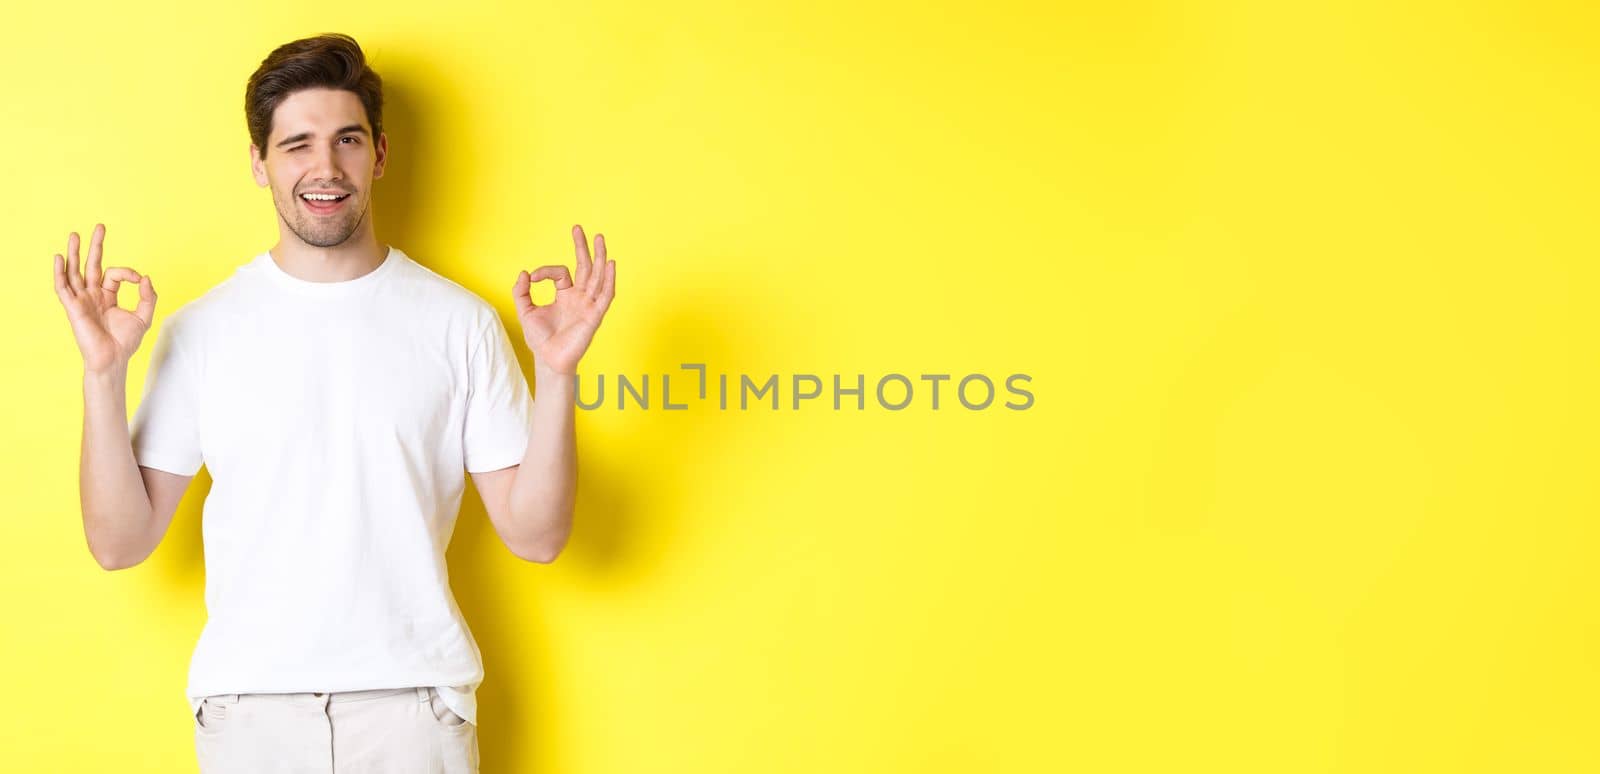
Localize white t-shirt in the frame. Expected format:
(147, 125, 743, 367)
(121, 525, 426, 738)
(129, 245, 535, 726)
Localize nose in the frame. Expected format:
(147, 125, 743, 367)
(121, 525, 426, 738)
(308, 144, 343, 185)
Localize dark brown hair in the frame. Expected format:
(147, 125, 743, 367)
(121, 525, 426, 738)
(245, 33, 383, 160)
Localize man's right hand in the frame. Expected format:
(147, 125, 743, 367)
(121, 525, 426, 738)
(52, 224, 157, 374)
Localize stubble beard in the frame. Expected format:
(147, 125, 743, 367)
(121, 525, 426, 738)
(276, 189, 368, 248)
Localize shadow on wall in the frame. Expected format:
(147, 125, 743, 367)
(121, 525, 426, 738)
(448, 283, 765, 772)
(144, 47, 765, 773)
(368, 55, 439, 265)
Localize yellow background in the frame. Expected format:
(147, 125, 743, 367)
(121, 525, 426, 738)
(4, 0, 1597, 771)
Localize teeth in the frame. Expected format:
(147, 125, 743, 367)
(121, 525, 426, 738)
(302, 193, 345, 201)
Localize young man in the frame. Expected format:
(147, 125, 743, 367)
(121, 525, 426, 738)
(51, 33, 616, 772)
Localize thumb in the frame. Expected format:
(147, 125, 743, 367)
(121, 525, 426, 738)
(133, 275, 157, 329)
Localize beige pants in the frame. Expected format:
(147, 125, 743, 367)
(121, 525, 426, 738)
(193, 686, 479, 773)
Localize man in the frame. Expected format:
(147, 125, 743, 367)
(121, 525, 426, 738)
(51, 33, 616, 773)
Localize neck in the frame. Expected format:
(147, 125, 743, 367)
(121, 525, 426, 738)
(269, 220, 387, 283)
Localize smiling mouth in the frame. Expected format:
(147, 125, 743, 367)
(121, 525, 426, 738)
(299, 192, 352, 213)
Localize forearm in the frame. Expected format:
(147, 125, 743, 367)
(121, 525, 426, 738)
(80, 368, 155, 569)
(505, 364, 577, 560)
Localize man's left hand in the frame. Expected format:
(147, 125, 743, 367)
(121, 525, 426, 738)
(513, 224, 617, 376)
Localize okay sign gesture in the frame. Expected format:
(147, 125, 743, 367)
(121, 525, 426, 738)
(513, 225, 616, 376)
(52, 223, 158, 374)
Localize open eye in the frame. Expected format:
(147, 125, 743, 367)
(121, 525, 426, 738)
(340, 136, 360, 145)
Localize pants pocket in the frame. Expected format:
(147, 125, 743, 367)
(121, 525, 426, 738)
(423, 689, 479, 773)
(195, 694, 240, 735)
(426, 688, 471, 728)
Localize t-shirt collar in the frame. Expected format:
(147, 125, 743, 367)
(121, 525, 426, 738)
(256, 246, 401, 296)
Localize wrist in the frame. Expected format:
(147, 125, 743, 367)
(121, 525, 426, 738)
(533, 362, 575, 381)
(83, 365, 128, 388)
(532, 363, 578, 399)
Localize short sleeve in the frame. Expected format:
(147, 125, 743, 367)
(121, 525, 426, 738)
(129, 309, 204, 476)
(462, 314, 535, 473)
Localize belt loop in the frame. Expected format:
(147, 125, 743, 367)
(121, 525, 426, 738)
(416, 686, 430, 703)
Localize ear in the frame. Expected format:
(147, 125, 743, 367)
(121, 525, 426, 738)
(250, 144, 268, 187)
(372, 132, 388, 180)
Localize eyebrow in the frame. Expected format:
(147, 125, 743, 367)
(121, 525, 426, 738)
(275, 124, 370, 148)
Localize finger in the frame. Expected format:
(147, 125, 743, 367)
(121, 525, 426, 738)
(589, 233, 607, 300)
(86, 224, 105, 290)
(593, 259, 615, 317)
(53, 255, 80, 313)
(102, 267, 142, 300)
(133, 275, 156, 329)
(54, 254, 77, 307)
(66, 232, 83, 291)
(571, 224, 590, 289)
(579, 227, 598, 292)
(529, 264, 573, 291)
(513, 270, 536, 315)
